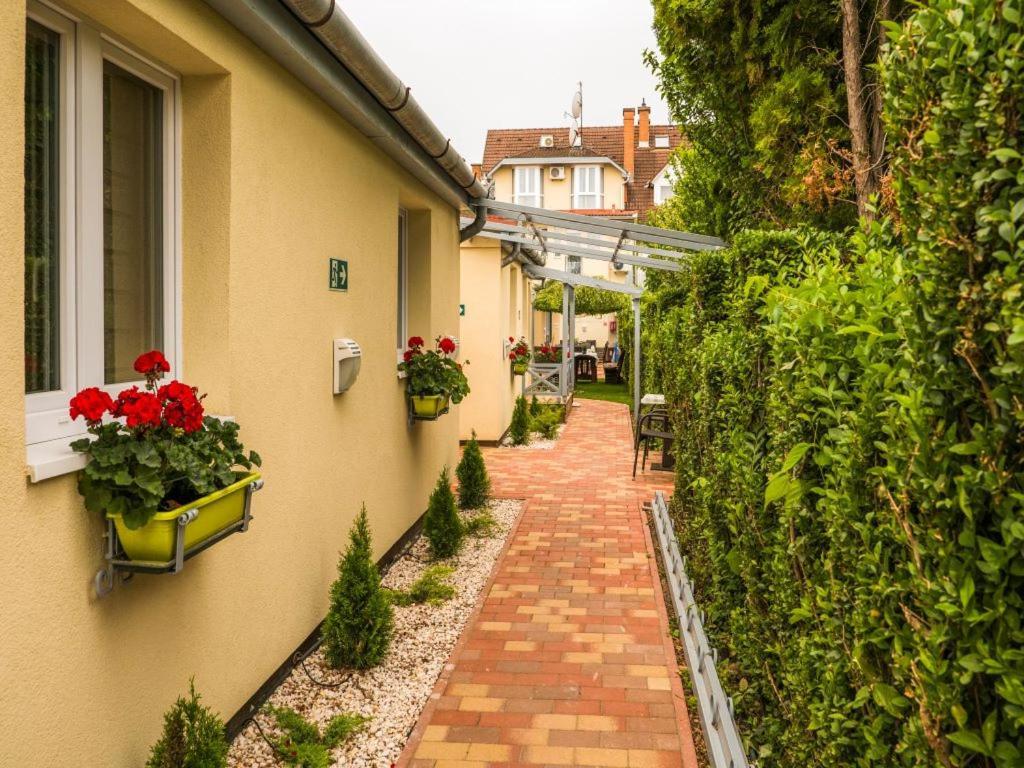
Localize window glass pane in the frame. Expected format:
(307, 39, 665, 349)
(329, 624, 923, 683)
(24, 20, 61, 394)
(103, 60, 163, 384)
(397, 212, 406, 349)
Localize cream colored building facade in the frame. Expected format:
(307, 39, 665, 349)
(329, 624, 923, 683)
(1, 1, 481, 764)
(457, 238, 534, 442)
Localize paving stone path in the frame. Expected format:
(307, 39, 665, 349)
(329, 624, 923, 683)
(399, 399, 699, 768)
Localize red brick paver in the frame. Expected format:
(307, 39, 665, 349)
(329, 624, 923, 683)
(399, 399, 699, 768)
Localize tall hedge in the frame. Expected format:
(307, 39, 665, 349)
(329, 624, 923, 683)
(639, 1, 1023, 765)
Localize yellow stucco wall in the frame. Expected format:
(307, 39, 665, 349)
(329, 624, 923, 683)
(491, 164, 627, 211)
(0, 1, 462, 764)
(458, 239, 532, 442)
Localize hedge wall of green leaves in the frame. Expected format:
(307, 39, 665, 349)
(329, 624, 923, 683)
(634, 1, 1023, 765)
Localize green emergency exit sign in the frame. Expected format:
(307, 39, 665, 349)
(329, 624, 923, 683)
(329, 258, 348, 291)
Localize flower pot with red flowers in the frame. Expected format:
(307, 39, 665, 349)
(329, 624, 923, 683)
(69, 351, 262, 573)
(508, 336, 531, 375)
(398, 336, 470, 421)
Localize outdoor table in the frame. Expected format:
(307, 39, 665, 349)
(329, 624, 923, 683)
(639, 393, 674, 471)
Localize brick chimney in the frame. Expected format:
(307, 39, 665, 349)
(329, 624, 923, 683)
(638, 99, 651, 148)
(622, 107, 635, 175)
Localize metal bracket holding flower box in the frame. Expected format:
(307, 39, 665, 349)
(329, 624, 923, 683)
(94, 473, 264, 597)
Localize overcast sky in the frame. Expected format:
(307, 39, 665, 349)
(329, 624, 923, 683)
(341, 0, 670, 163)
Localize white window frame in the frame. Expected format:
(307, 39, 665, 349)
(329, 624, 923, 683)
(572, 165, 604, 209)
(396, 208, 408, 359)
(513, 166, 542, 207)
(652, 165, 676, 205)
(24, 0, 181, 448)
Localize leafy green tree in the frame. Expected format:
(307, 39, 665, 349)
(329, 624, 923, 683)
(649, 0, 904, 235)
(456, 431, 490, 509)
(146, 679, 228, 768)
(424, 467, 464, 559)
(532, 281, 625, 314)
(509, 396, 530, 446)
(322, 505, 393, 669)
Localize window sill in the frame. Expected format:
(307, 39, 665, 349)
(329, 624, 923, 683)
(26, 435, 89, 483)
(25, 414, 235, 483)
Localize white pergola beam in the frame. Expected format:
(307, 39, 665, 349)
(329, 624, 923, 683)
(476, 198, 727, 251)
(462, 216, 692, 261)
(471, 228, 685, 273)
(523, 264, 643, 296)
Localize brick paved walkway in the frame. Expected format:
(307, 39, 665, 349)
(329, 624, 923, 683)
(399, 399, 699, 768)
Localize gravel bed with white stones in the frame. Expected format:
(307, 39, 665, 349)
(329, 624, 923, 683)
(499, 424, 565, 450)
(227, 498, 522, 768)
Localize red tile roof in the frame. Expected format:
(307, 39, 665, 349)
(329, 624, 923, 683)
(482, 124, 682, 218)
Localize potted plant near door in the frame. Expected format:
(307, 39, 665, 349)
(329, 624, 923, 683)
(398, 335, 470, 420)
(509, 336, 531, 375)
(68, 350, 262, 563)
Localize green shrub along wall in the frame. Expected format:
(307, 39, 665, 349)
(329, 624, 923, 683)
(633, 1, 1023, 765)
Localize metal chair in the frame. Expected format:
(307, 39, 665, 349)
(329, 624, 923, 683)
(633, 408, 673, 477)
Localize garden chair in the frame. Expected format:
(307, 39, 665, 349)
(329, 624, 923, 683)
(633, 408, 673, 477)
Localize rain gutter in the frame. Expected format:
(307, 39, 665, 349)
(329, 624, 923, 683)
(203, 0, 489, 239)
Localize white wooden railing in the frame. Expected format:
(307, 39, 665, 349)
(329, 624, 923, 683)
(524, 359, 573, 398)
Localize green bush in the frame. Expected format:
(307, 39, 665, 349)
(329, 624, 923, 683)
(424, 467, 464, 559)
(530, 409, 561, 440)
(456, 432, 490, 509)
(529, 395, 540, 417)
(146, 679, 228, 768)
(463, 510, 497, 537)
(635, 3, 1023, 766)
(322, 505, 393, 669)
(387, 565, 456, 606)
(267, 706, 368, 768)
(509, 395, 530, 445)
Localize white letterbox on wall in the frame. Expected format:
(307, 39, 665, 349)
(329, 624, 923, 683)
(333, 338, 362, 394)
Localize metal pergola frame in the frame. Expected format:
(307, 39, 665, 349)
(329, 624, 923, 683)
(469, 200, 727, 422)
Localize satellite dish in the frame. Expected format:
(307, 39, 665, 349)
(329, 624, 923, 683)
(571, 91, 582, 119)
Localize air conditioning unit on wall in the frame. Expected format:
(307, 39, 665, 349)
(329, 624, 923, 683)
(549, 166, 566, 180)
(539, 134, 555, 148)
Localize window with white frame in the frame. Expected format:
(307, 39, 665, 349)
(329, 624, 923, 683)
(572, 165, 603, 209)
(653, 165, 676, 205)
(396, 209, 408, 354)
(513, 166, 542, 207)
(24, 1, 179, 446)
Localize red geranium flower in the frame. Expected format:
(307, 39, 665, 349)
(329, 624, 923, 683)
(114, 387, 163, 429)
(439, 337, 457, 355)
(158, 380, 205, 433)
(133, 350, 170, 376)
(403, 349, 416, 362)
(69, 387, 114, 424)
(508, 336, 515, 343)
(407, 336, 424, 348)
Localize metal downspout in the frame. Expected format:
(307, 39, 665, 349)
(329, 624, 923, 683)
(460, 203, 488, 243)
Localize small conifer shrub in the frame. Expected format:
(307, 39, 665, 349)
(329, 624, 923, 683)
(529, 395, 540, 416)
(509, 395, 531, 445)
(424, 467, 464, 559)
(268, 707, 368, 768)
(146, 679, 228, 768)
(456, 431, 490, 509)
(322, 505, 393, 669)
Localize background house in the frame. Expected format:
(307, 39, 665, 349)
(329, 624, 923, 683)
(0, 1, 482, 763)
(458, 102, 682, 441)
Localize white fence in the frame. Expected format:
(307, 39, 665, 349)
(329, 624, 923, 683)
(524, 359, 573, 398)
(650, 491, 751, 768)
